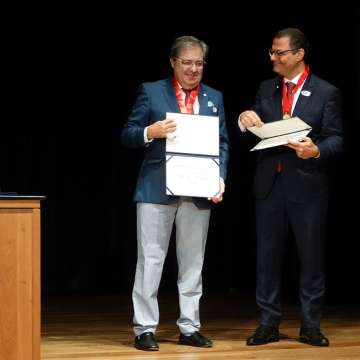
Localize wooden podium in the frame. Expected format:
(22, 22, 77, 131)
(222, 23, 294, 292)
(0, 196, 44, 360)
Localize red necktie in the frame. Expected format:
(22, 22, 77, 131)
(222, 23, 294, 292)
(286, 81, 296, 99)
(278, 83, 296, 172)
(184, 90, 191, 106)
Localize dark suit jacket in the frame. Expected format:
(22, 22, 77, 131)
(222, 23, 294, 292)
(122, 77, 229, 209)
(251, 72, 343, 200)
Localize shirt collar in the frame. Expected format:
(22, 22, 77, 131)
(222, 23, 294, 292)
(285, 72, 302, 84)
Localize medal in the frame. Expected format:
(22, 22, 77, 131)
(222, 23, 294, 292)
(283, 113, 291, 119)
(282, 65, 310, 119)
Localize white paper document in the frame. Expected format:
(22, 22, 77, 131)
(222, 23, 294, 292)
(248, 117, 312, 151)
(165, 112, 219, 156)
(166, 155, 220, 198)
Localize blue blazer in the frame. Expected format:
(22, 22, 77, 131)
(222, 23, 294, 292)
(122, 78, 229, 208)
(251, 72, 343, 200)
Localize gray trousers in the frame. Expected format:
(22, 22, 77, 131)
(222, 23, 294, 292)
(132, 198, 211, 336)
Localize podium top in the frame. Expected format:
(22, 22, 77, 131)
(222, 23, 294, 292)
(0, 194, 46, 200)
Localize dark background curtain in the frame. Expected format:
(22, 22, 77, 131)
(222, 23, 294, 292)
(3, 6, 359, 304)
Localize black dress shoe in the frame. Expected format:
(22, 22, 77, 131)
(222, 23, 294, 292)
(299, 327, 329, 346)
(134, 332, 159, 351)
(179, 332, 213, 347)
(246, 325, 279, 345)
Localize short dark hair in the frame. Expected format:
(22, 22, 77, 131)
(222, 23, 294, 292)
(274, 28, 309, 62)
(170, 35, 208, 60)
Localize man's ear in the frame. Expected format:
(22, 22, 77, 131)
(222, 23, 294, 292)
(296, 48, 305, 63)
(170, 58, 175, 69)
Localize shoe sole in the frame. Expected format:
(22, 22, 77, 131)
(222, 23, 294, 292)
(247, 337, 279, 346)
(134, 344, 159, 351)
(179, 340, 213, 348)
(299, 338, 329, 347)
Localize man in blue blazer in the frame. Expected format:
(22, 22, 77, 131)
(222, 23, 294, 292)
(238, 28, 342, 347)
(122, 35, 229, 351)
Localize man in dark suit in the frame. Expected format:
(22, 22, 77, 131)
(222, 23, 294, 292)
(122, 35, 229, 351)
(238, 28, 342, 347)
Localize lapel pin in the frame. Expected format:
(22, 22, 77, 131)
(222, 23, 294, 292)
(301, 90, 311, 97)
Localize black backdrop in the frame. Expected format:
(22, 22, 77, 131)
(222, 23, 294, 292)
(3, 6, 359, 304)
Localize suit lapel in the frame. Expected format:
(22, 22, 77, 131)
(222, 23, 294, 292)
(273, 77, 283, 120)
(164, 78, 180, 112)
(292, 73, 315, 117)
(198, 84, 209, 115)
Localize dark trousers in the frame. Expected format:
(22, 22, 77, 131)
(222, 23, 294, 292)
(255, 174, 328, 328)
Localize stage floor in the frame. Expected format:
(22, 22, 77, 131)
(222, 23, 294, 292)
(41, 294, 360, 359)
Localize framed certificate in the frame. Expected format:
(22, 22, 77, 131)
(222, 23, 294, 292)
(166, 155, 220, 198)
(165, 112, 220, 198)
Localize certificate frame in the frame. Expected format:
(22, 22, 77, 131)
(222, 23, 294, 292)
(166, 155, 220, 198)
(165, 112, 220, 198)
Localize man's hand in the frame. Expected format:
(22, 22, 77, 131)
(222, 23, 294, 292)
(287, 137, 320, 159)
(238, 110, 264, 129)
(147, 119, 177, 140)
(209, 178, 225, 204)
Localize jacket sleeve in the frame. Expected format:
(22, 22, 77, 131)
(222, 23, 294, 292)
(315, 87, 343, 165)
(121, 84, 150, 148)
(252, 82, 266, 118)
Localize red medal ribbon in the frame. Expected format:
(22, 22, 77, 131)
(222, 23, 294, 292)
(172, 77, 199, 114)
(282, 65, 310, 117)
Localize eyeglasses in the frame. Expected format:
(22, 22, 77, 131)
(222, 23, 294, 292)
(268, 48, 300, 57)
(175, 57, 205, 68)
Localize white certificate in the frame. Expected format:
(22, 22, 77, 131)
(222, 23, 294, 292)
(248, 117, 312, 151)
(166, 155, 220, 198)
(166, 112, 219, 156)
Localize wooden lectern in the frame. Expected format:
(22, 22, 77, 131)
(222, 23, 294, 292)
(0, 196, 44, 360)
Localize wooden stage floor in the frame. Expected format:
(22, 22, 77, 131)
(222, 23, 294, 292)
(41, 294, 360, 359)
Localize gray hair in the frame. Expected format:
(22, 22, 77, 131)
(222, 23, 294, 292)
(170, 35, 208, 60)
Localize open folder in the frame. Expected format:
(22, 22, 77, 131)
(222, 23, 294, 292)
(165, 112, 220, 198)
(248, 117, 312, 151)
